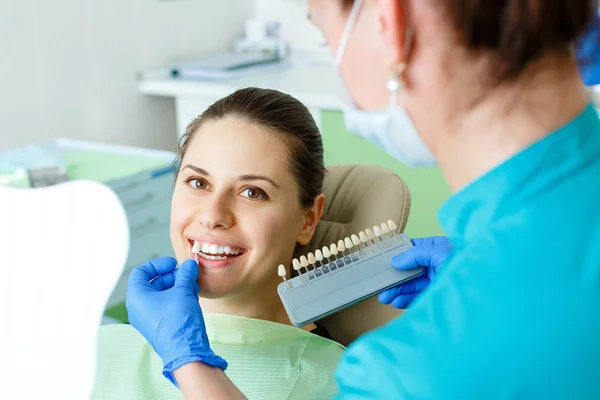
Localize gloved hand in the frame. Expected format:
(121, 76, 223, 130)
(576, 8, 600, 86)
(378, 236, 453, 309)
(126, 257, 227, 386)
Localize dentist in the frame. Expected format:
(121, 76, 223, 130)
(126, 0, 600, 398)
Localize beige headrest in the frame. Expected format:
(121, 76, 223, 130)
(294, 164, 411, 346)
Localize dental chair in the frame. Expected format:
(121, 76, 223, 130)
(296, 164, 412, 346)
(0, 181, 129, 399)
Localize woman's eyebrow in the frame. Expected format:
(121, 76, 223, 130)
(182, 165, 279, 189)
(182, 164, 209, 176)
(239, 174, 280, 189)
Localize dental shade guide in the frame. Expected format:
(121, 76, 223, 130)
(277, 219, 425, 327)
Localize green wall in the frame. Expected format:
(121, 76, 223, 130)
(320, 111, 451, 238)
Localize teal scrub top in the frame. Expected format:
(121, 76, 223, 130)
(334, 104, 600, 399)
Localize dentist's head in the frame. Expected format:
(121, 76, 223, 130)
(308, 0, 597, 188)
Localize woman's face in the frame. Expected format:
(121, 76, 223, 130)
(170, 117, 321, 299)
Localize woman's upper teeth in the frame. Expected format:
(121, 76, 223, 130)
(192, 241, 242, 255)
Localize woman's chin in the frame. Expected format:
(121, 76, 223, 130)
(196, 278, 234, 299)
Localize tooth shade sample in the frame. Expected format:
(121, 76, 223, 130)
(387, 219, 398, 231)
(315, 249, 324, 262)
(373, 225, 383, 237)
(329, 243, 338, 256)
(344, 237, 354, 249)
(300, 256, 309, 268)
(278, 264, 286, 278)
(380, 222, 390, 234)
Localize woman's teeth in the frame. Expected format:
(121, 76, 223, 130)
(191, 241, 244, 260)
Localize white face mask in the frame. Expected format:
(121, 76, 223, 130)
(334, 0, 437, 167)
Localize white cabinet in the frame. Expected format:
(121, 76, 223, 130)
(138, 59, 347, 141)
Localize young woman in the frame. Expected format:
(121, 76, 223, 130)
(92, 88, 344, 399)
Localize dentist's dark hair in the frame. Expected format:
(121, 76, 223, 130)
(174, 87, 326, 209)
(340, 0, 598, 83)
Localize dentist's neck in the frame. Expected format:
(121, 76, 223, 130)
(431, 54, 589, 192)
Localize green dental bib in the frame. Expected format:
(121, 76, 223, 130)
(92, 313, 345, 400)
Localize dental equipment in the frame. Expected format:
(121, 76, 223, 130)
(277, 219, 424, 327)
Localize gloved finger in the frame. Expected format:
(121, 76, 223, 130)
(378, 288, 396, 304)
(150, 269, 177, 291)
(411, 236, 450, 246)
(391, 293, 418, 309)
(129, 257, 178, 288)
(174, 259, 200, 292)
(391, 244, 440, 271)
(377, 276, 430, 304)
(392, 245, 451, 271)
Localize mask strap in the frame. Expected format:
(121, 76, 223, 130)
(335, 0, 364, 67)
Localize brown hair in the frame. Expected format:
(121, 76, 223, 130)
(340, 0, 598, 82)
(174, 87, 326, 208)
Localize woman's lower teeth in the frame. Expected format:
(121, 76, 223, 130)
(199, 252, 232, 261)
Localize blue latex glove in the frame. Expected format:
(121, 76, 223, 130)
(576, 6, 600, 86)
(378, 236, 453, 309)
(126, 257, 228, 386)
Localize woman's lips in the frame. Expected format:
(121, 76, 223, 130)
(194, 251, 246, 269)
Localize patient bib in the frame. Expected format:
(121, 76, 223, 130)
(92, 313, 345, 400)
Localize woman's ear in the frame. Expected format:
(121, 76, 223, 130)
(297, 194, 326, 246)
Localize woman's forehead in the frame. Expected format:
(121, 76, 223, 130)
(182, 118, 296, 183)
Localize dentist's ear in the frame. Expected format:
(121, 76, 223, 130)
(374, 0, 412, 68)
(297, 193, 325, 246)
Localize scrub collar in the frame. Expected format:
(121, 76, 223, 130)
(438, 104, 600, 244)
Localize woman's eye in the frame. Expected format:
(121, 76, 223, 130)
(187, 178, 208, 190)
(241, 187, 266, 200)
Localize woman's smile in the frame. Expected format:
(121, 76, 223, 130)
(188, 238, 249, 269)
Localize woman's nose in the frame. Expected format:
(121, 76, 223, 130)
(198, 196, 234, 230)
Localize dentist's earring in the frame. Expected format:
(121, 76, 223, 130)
(387, 62, 406, 94)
